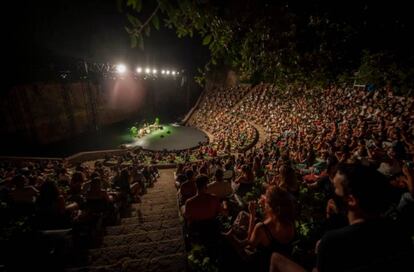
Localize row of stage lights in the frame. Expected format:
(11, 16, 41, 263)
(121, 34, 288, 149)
(115, 64, 179, 76)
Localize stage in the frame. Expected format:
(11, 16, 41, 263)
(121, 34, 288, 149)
(125, 124, 209, 151)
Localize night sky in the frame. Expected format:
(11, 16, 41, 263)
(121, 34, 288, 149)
(4, 0, 209, 86)
(4, 0, 414, 86)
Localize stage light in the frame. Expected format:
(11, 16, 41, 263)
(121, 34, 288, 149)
(166, 70, 170, 75)
(136, 67, 142, 73)
(116, 64, 127, 74)
(177, 71, 180, 75)
(152, 69, 157, 74)
(145, 68, 150, 74)
(172, 70, 176, 75)
(161, 70, 165, 74)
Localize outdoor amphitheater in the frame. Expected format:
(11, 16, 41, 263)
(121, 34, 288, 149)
(1, 1, 413, 272)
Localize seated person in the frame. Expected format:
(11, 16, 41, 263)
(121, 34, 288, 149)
(178, 170, 197, 207)
(175, 174, 187, 190)
(207, 169, 233, 200)
(9, 175, 39, 206)
(183, 175, 223, 224)
(81, 177, 116, 224)
(234, 164, 255, 197)
(35, 180, 77, 230)
(226, 186, 296, 271)
(223, 161, 235, 182)
(111, 169, 138, 203)
(269, 163, 414, 272)
(397, 163, 414, 235)
(273, 164, 299, 194)
(85, 177, 112, 204)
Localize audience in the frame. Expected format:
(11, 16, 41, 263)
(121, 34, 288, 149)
(1, 82, 414, 271)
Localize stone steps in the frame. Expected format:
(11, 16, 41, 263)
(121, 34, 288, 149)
(102, 227, 182, 247)
(131, 207, 179, 217)
(66, 169, 186, 271)
(134, 203, 179, 211)
(66, 253, 186, 272)
(105, 219, 181, 236)
(88, 239, 185, 266)
(123, 252, 186, 272)
(121, 212, 179, 225)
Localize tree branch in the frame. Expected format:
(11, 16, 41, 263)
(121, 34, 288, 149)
(135, 3, 160, 35)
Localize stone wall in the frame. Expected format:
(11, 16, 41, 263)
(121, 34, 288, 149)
(0, 78, 148, 144)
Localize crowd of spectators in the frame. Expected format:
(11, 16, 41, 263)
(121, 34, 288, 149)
(1, 81, 414, 271)
(188, 85, 257, 152)
(0, 154, 159, 269)
(178, 83, 414, 271)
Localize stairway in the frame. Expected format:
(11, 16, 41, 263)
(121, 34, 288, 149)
(67, 169, 186, 272)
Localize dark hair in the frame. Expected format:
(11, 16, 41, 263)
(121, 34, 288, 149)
(185, 169, 194, 180)
(327, 155, 339, 177)
(13, 175, 25, 188)
(266, 186, 295, 223)
(37, 179, 59, 207)
(195, 175, 209, 190)
(176, 174, 187, 184)
(120, 169, 129, 181)
(90, 177, 102, 189)
(215, 169, 224, 180)
(71, 172, 84, 184)
(336, 164, 391, 214)
(91, 172, 100, 179)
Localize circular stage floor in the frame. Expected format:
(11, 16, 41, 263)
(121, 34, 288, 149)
(126, 124, 209, 151)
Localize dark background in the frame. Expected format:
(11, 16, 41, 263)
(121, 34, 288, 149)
(1, 0, 210, 157)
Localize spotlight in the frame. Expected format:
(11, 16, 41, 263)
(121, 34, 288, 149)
(161, 70, 165, 74)
(166, 70, 170, 75)
(177, 71, 180, 75)
(152, 69, 157, 74)
(136, 67, 142, 73)
(145, 68, 150, 74)
(172, 70, 176, 75)
(116, 64, 127, 74)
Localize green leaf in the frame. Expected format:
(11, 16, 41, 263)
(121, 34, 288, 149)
(152, 14, 160, 30)
(127, 0, 136, 9)
(131, 35, 137, 48)
(127, 13, 141, 27)
(138, 36, 144, 50)
(145, 25, 151, 36)
(125, 26, 133, 34)
(135, 0, 142, 12)
(202, 34, 212, 45)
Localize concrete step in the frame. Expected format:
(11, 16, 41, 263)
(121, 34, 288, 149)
(102, 227, 182, 247)
(124, 252, 186, 272)
(121, 212, 179, 225)
(88, 239, 185, 266)
(131, 206, 179, 217)
(105, 219, 181, 236)
(66, 253, 186, 272)
(134, 203, 178, 211)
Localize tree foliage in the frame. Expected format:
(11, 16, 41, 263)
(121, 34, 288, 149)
(120, 0, 414, 91)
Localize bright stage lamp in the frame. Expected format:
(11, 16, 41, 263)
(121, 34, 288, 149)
(161, 70, 165, 74)
(136, 67, 142, 73)
(145, 68, 150, 74)
(172, 71, 176, 75)
(152, 69, 157, 74)
(116, 64, 127, 74)
(166, 70, 170, 75)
